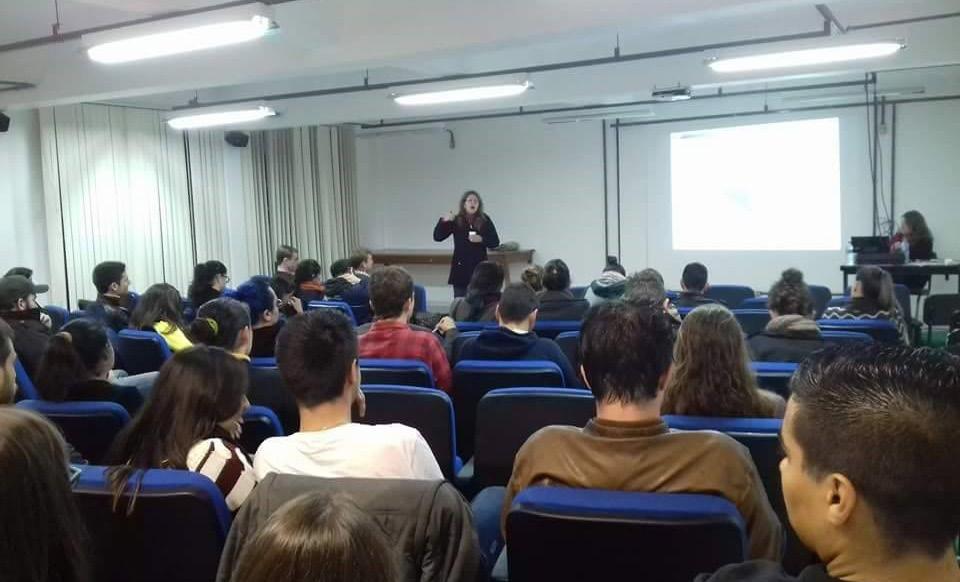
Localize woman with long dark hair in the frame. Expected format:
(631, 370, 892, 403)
(449, 260, 504, 322)
(35, 318, 143, 413)
(822, 265, 909, 344)
(129, 283, 193, 352)
(891, 210, 934, 261)
(187, 261, 229, 310)
(433, 190, 501, 297)
(664, 305, 783, 418)
(0, 408, 90, 582)
(105, 346, 255, 511)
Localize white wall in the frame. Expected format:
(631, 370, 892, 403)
(356, 116, 606, 305)
(0, 110, 50, 296)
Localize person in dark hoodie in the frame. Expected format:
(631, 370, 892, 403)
(537, 259, 590, 321)
(748, 269, 824, 363)
(324, 259, 369, 307)
(584, 256, 627, 306)
(459, 283, 578, 386)
(674, 262, 720, 309)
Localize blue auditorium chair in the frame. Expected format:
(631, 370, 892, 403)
(455, 322, 499, 333)
(505, 488, 747, 582)
(554, 331, 580, 376)
(677, 307, 695, 318)
(820, 330, 873, 345)
(816, 319, 900, 344)
(414, 284, 428, 313)
(739, 296, 768, 310)
(808, 285, 832, 318)
(250, 357, 277, 368)
(453, 361, 566, 458)
(733, 309, 771, 336)
(18, 400, 129, 464)
(451, 330, 482, 364)
(532, 320, 581, 339)
(117, 330, 172, 375)
(469, 388, 593, 489)
(359, 358, 435, 388)
(570, 286, 588, 299)
(306, 300, 357, 325)
(360, 384, 461, 479)
(44, 305, 69, 331)
(751, 361, 797, 398)
(73, 466, 231, 582)
(240, 405, 283, 454)
(704, 285, 755, 309)
(13, 358, 39, 401)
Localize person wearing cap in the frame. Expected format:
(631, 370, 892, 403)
(4, 267, 53, 329)
(0, 275, 52, 379)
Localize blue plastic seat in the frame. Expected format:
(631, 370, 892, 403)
(414, 284, 428, 313)
(117, 330, 173, 375)
(451, 330, 482, 364)
(250, 357, 277, 368)
(751, 361, 798, 398)
(808, 285, 832, 319)
(359, 358, 435, 388)
(240, 405, 283, 454)
(821, 330, 873, 345)
(453, 360, 566, 458)
(704, 285, 756, 309)
(470, 388, 593, 489)
(816, 319, 900, 344)
(733, 309, 771, 336)
(506, 487, 747, 582)
(73, 465, 231, 582)
(68, 309, 88, 322)
(455, 322, 499, 333)
(570, 286, 588, 299)
(44, 305, 69, 331)
(306, 300, 357, 325)
(359, 385, 461, 479)
(13, 358, 39, 401)
(532, 320, 581, 340)
(677, 306, 694, 318)
(554, 331, 580, 377)
(739, 297, 768, 310)
(17, 400, 129, 464)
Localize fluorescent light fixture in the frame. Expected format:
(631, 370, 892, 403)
(167, 105, 276, 130)
(85, 4, 273, 64)
(708, 42, 904, 73)
(393, 81, 531, 106)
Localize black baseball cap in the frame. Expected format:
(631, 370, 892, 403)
(0, 275, 49, 308)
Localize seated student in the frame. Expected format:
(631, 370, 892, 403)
(5, 267, 54, 328)
(187, 260, 229, 310)
(274, 244, 300, 285)
(232, 276, 283, 358)
(748, 269, 824, 363)
(697, 344, 960, 582)
(0, 408, 90, 582)
(821, 265, 909, 345)
(675, 262, 719, 308)
(521, 264, 544, 292)
(450, 260, 504, 322)
(92, 261, 133, 332)
(0, 319, 15, 403)
(460, 283, 579, 386)
(324, 258, 370, 308)
(106, 346, 255, 511)
(294, 259, 326, 304)
(584, 255, 627, 306)
(253, 309, 443, 480)
(624, 268, 682, 324)
(233, 491, 398, 582)
(358, 267, 452, 393)
(499, 300, 782, 561)
(270, 276, 304, 319)
(663, 305, 784, 418)
(129, 283, 193, 353)
(34, 319, 143, 414)
(537, 259, 590, 321)
(350, 248, 375, 279)
(0, 275, 51, 378)
(190, 298, 299, 435)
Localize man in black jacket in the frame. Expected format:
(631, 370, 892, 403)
(697, 345, 960, 582)
(675, 262, 720, 309)
(92, 261, 133, 332)
(0, 275, 51, 379)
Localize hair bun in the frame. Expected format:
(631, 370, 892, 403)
(781, 268, 805, 285)
(55, 331, 72, 343)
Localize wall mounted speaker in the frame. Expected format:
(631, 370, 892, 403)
(224, 131, 249, 147)
(0, 113, 10, 133)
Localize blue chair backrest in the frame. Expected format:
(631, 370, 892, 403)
(414, 284, 428, 313)
(250, 357, 277, 368)
(733, 309, 771, 336)
(455, 322, 499, 333)
(739, 297, 768, 310)
(474, 388, 593, 488)
(68, 309, 88, 322)
(359, 358, 434, 388)
(506, 487, 747, 582)
(453, 360, 566, 458)
(705, 285, 755, 309)
(666, 290, 679, 300)
(73, 465, 231, 582)
(17, 400, 129, 464)
(451, 330, 482, 364)
(821, 330, 873, 345)
(44, 305, 69, 331)
(554, 331, 580, 377)
(570, 286, 588, 299)
(817, 319, 900, 344)
(677, 307, 694, 318)
(240, 405, 283, 454)
(808, 285, 832, 319)
(306, 300, 357, 325)
(117, 330, 173, 375)
(359, 385, 460, 479)
(533, 320, 581, 339)
(827, 296, 847, 308)
(751, 361, 798, 398)
(13, 358, 39, 400)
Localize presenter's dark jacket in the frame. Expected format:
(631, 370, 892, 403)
(433, 216, 500, 288)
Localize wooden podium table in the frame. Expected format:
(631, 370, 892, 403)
(374, 249, 535, 282)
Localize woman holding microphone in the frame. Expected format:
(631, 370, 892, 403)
(433, 190, 500, 297)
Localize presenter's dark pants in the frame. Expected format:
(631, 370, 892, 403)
(454, 285, 468, 298)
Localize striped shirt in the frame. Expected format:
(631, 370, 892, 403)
(186, 438, 257, 511)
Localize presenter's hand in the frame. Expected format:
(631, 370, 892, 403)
(442, 212, 455, 222)
(468, 234, 483, 244)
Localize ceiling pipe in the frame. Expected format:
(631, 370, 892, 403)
(0, 0, 297, 54)
(0, 80, 36, 93)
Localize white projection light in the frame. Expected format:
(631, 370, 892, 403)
(87, 15, 272, 64)
(393, 82, 531, 106)
(670, 118, 841, 251)
(708, 42, 903, 73)
(167, 106, 276, 130)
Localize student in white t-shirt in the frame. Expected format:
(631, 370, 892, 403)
(253, 309, 443, 481)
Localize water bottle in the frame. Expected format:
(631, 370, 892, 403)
(846, 243, 855, 266)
